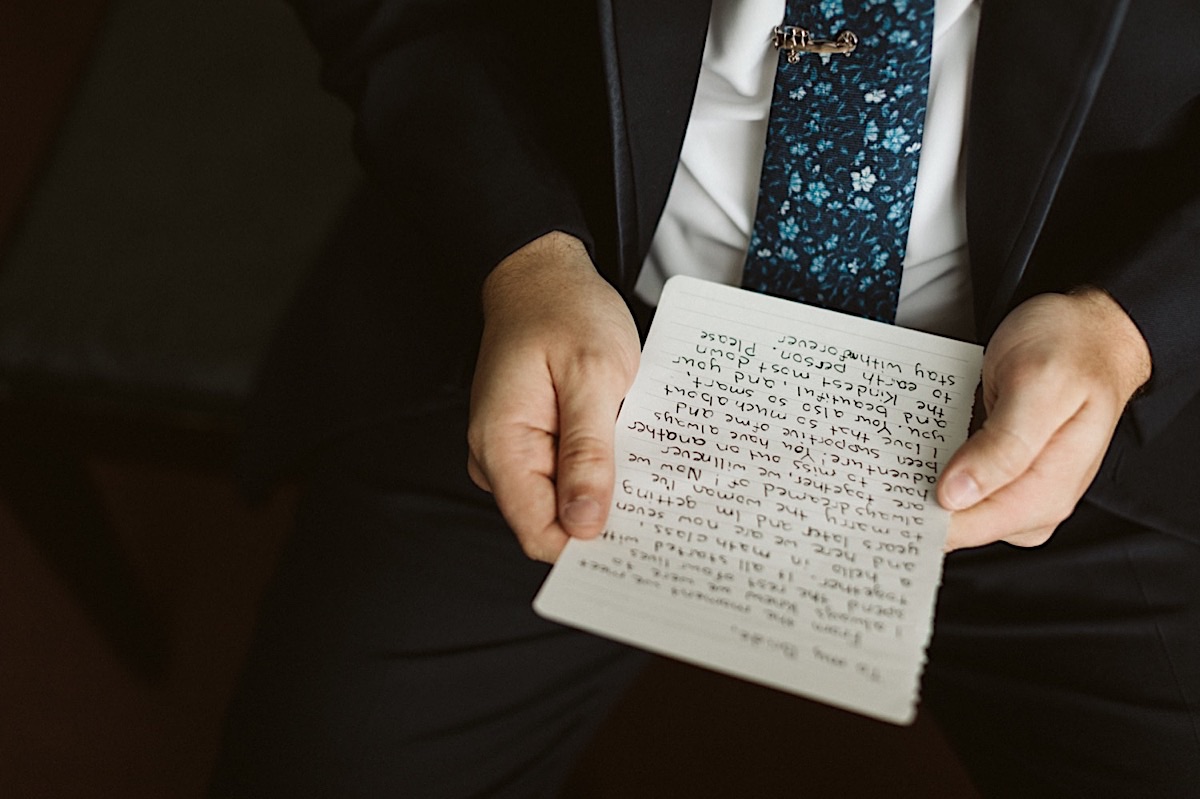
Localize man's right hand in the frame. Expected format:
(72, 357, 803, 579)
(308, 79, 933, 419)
(467, 232, 641, 563)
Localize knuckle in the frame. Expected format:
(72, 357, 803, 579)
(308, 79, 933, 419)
(1012, 525, 1042, 547)
(557, 433, 611, 468)
(1030, 474, 1081, 528)
(1002, 358, 1054, 392)
(465, 423, 488, 458)
(517, 533, 556, 564)
(560, 346, 637, 388)
(519, 540, 546, 562)
(1019, 526, 1056, 548)
(1047, 503, 1075, 530)
(465, 438, 493, 479)
(467, 465, 492, 493)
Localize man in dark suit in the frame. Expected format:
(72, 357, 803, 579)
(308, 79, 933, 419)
(212, 1, 1200, 796)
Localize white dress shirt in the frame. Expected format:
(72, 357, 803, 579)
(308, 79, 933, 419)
(636, 0, 980, 340)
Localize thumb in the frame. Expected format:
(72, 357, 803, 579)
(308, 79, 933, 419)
(937, 378, 1073, 511)
(553, 358, 632, 539)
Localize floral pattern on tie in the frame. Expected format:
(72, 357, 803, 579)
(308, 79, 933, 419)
(741, 0, 935, 323)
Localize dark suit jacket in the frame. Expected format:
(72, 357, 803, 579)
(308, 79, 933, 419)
(244, 0, 1200, 542)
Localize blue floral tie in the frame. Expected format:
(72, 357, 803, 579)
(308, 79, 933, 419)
(741, 0, 936, 323)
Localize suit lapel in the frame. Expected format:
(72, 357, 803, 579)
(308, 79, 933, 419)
(598, 0, 712, 292)
(966, 0, 1129, 336)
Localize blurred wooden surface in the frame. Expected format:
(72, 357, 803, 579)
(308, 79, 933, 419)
(0, 0, 112, 247)
(0, 457, 296, 798)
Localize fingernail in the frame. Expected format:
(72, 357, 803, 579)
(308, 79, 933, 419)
(562, 498, 602, 529)
(942, 472, 982, 510)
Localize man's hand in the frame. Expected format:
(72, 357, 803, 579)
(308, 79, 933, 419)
(467, 232, 640, 562)
(937, 288, 1151, 551)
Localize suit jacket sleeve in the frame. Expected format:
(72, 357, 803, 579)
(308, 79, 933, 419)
(1101, 193, 1200, 444)
(1015, 3, 1200, 450)
(1082, 35, 1200, 446)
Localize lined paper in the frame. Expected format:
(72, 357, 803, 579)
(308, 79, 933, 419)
(535, 276, 982, 724)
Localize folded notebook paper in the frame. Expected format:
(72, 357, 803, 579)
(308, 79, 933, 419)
(535, 276, 983, 724)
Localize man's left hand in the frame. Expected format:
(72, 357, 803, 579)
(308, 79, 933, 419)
(937, 288, 1152, 551)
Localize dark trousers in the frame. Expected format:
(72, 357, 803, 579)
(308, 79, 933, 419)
(210, 420, 1200, 798)
(926, 499, 1200, 796)
(208, 474, 648, 798)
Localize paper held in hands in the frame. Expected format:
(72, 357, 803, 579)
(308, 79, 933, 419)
(534, 276, 983, 725)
